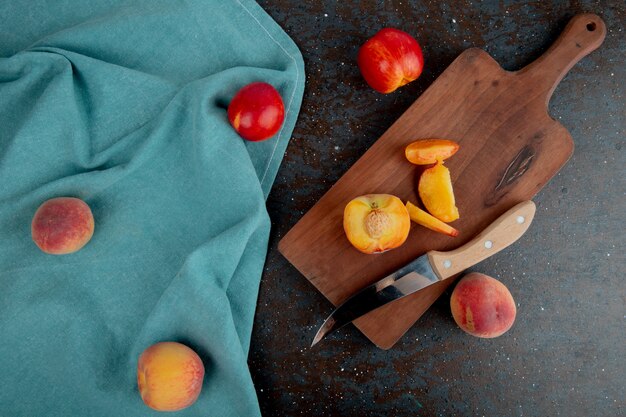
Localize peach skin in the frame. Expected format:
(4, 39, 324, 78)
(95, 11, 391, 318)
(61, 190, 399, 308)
(357, 28, 424, 94)
(31, 197, 94, 255)
(137, 342, 205, 412)
(450, 273, 516, 338)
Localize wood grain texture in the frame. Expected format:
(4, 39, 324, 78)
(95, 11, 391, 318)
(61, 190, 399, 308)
(278, 14, 606, 349)
(428, 201, 536, 279)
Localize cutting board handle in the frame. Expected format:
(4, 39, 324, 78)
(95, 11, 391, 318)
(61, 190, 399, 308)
(518, 13, 606, 106)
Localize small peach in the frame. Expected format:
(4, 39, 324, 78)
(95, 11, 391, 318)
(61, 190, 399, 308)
(31, 197, 94, 255)
(450, 273, 516, 338)
(343, 194, 410, 254)
(137, 342, 205, 412)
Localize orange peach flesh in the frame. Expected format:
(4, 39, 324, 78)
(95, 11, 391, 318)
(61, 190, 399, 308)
(405, 139, 459, 165)
(450, 273, 517, 338)
(405, 201, 459, 237)
(343, 194, 410, 254)
(31, 197, 94, 255)
(137, 342, 205, 411)
(418, 161, 460, 223)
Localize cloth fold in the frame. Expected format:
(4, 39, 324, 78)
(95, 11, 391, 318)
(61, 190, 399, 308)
(0, 1, 304, 415)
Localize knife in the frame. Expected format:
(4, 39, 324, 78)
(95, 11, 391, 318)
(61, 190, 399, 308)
(311, 200, 536, 347)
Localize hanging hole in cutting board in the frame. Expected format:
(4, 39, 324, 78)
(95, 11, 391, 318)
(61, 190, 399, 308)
(586, 22, 596, 31)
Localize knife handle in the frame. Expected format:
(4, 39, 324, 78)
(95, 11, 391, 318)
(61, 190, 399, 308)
(427, 201, 536, 280)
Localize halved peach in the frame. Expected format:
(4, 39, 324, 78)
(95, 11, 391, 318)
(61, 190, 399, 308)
(406, 201, 459, 237)
(405, 139, 459, 165)
(418, 161, 460, 222)
(343, 194, 410, 254)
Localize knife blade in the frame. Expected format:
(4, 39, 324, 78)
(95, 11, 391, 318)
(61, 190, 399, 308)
(311, 200, 536, 347)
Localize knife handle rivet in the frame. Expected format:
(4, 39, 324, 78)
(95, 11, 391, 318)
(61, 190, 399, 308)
(443, 260, 452, 269)
(516, 216, 525, 224)
(484, 240, 493, 249)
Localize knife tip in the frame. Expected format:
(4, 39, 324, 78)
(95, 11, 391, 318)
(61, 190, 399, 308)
(310, 316, 337, 348)
(310, 331, 323, 348)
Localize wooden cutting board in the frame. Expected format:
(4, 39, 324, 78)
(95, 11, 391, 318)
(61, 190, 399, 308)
(278, 14, 606, 349)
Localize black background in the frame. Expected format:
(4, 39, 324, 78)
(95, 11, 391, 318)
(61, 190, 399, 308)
(250, 1, 625, 416)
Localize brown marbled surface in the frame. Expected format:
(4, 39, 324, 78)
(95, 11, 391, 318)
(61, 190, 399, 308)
(249, 1, 625, 416)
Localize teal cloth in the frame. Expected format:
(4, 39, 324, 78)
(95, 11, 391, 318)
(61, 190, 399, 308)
(0, 1, 304, 416)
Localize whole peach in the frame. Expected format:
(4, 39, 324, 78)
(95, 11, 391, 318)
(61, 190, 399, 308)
(450, 273, 516, 338)
(137, 342, 205, 412)
(31, 197, 94, 255)
(358, 28, 424, 94)
(228, 82, 285, 142)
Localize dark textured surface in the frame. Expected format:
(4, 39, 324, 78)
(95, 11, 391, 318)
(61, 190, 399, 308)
(249, 1, 625, 416)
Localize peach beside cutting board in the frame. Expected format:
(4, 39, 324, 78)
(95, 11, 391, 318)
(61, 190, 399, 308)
(279, 14, 607, 349)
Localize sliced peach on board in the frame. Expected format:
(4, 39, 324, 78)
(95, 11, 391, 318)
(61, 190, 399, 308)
(418, 161, 460, 222)
(343, 194, 410, 254)
(406, 201, 459, 237)
(405, 139, 459, 165)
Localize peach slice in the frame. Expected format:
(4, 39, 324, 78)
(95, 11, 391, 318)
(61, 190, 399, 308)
(405, 139, 459, 165)
(137, 342, 205, 411)
(406, 201, 459, 237)
(450, 273, 517, 338)
(343, 194, 410, 254)
(418, 161, 460, 222)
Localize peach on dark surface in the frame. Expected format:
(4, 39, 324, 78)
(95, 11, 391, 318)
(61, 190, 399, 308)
(137, 342, 205, 412)
(357, 28, 424, 94)
(450, 273, 517, 338)
(31, 197, 94, 255)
